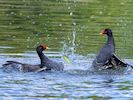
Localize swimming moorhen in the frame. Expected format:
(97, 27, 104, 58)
(92, 28, 115, 69)
(92, 28, 133, 70)
(2, 45, 64, 72)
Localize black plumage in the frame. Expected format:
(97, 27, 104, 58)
(92, 29, 115, 68)
(92, 28, 133, 70)
(2, 45, 64, 72)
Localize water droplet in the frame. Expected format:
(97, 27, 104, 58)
(88, 20, 90, 22)
(120, 2, 124, 5)
(39, 13, 42, 16)
(16, 26, 20, 28)
(90, 15, 94, 19)
(27, 37, 30, 41)
(73, 22, 76, 26)
(99, 11, 103, 15)
(70, 12, 73, 16)
(27, 16, 30, 18)
(6, 14, 9, 16)
(124, 23, 127, 26)
(10, 12, 14, 15)
(74, 1, 76, 3)
(32, 22, 36, 25)
(37, 42, 40, 45)
(9, 22, 12, 25)
(68, 7, 71, 9)
(59, 23, 62, 26)
(12, 36, 16, 38)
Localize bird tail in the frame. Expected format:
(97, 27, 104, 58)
(2, 61, 22, 66)
(127, 63, 133, 69)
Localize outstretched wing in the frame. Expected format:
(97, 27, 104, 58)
(111, 54, 128, 67)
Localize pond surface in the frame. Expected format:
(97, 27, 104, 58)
(0, 0, 133, 99)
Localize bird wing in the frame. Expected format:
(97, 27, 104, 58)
(5, 61, 22, 64)
(95, 45, 113, 66)
(111, 54, 127, 67)
(35, 67, 47, 72)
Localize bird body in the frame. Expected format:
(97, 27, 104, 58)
(92, 29, 115, 69)
(91, 29, 132, 70)
(2, 61, 42, 72)
(2, 45, 64, 72)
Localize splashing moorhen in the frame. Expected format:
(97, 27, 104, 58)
(92, 28, 133, 70)
(2, 45, 64, 72)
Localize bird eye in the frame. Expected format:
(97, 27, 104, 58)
(104, 29, 108, 34)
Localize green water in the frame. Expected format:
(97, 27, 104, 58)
(0, 0, 133, 58)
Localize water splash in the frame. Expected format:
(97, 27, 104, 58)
(71, 29, 76, 57)
(63, 29, 77, 64)
(70, 12, 73, 16)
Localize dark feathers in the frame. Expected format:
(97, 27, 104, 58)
(1, 45, 64, 72)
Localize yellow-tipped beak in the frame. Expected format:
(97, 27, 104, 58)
(46, 46, 49, 49)
(99, 32, 103, 35)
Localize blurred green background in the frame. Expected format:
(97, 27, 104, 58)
(0, 0, 133, 58)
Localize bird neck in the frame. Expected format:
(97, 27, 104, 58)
(106, 35, 115, 46)
(37, 50, 48, 67)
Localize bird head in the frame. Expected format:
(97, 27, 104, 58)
(36, 45, 49, 52)
(100, 28, 113, 36)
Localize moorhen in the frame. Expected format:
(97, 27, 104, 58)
(2, 45, 64, 72)
(92, 28, 133, 70)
